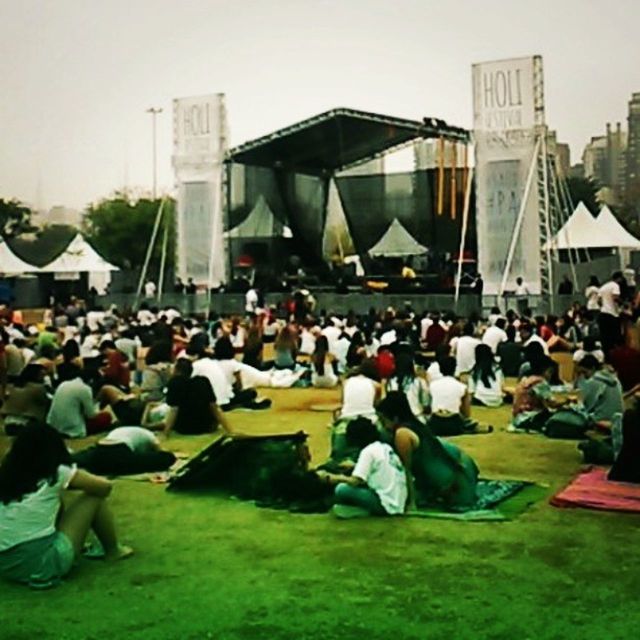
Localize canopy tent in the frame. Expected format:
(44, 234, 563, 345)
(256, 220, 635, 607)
(546, 202, 610, 250)
(594, 205, 640, 249)
(368, 218, 428, 258)
(39, 234, 119, 273)
(225, 195, 291, 238)
(0, 241, 39, 275)
(547, 202, 640, 251)
(322, 178, 355, 261)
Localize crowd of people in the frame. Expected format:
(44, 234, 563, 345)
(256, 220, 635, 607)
(1, 268, 639, 588)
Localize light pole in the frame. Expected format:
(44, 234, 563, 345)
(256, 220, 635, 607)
(146, 107, 163, 199)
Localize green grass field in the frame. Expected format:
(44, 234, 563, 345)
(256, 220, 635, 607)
(2, 386, 639, 640)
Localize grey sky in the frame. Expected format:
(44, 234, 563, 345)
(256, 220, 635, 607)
(1, 0, 639, 209)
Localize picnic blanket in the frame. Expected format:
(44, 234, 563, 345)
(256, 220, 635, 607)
(550, 466, 640, 513)
(407, 479, 547, 521)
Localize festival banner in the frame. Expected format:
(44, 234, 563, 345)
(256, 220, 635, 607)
(173, 94, 227, 286)
(472, 56, 543, 295)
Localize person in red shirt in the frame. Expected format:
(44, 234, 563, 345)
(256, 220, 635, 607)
(98, 341, 130, 390)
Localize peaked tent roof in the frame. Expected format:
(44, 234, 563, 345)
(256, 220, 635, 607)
(547, 202, 611, 250)
(368, 218, 428, 258)
(226, 195, 291, 238)
(39, 234, 119, 273)
(0, 241, 39, 275)
(594, 205, 640, 249)
(227, 108, 469, 175)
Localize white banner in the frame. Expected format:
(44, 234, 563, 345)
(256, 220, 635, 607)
(173, 94, 227, 286)
(472, 56, 543, 295)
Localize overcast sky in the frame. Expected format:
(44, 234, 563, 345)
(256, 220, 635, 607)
(1, 0, 639, 210)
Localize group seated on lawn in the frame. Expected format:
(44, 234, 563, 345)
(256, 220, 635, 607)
(1, 269, 640, 588)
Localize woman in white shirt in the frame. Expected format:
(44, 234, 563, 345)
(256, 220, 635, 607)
(0, 424, 132, 589)
(311, 336, 338, 388)
(386, 351, 430, 421)
(468, 344, 504, 407)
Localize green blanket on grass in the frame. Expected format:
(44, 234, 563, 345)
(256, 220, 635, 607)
(407, 480, 549, 521)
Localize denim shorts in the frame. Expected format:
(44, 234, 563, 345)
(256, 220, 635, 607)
(0, 531, 75, 589)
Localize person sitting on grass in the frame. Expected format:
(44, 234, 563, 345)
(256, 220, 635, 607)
(46, 363, 112, 438)
(0, 424, 132, 590)
(510, 356, 568, 433)
(608, 407, 640, 483)
(468, 344, 504, 408)
(0, 363, 50, 436)
(574, 355, 624, 428)
(310, 335, 338, 388)
(163, 357, 232, 436)
(316, 418, 407, 517)
(376, 391, 479, 510)
(427, 356, 479, 435)
(385, 351, 430, 422)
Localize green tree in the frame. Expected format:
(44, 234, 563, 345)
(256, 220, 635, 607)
(566, 176, 600, 214)
(82, 194, 176, 271)
(0, 198, 36, 238)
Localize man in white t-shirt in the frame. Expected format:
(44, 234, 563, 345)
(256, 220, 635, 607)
(430, 357, 469, 415)
(317, 419, 407, 516)
(482, 318, 508, 354)
(245, 288, 259, 314)
(598, 272, 624, 355)
(453, 322, 480, 375)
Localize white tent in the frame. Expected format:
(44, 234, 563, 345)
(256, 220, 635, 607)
(594, 205, 640, 249)
(226, 195, 291, 238)
(0, 241, 38, 275)
(368, 218, 428, 258)
(39, 234, 119, 273)
(322, 178, 355, 261)
(546, 202, 605, 250)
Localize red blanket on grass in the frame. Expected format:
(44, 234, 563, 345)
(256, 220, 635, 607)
(551, 466, 640, 513)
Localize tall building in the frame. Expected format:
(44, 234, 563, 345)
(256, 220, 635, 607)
(627, 92, 640, 192)
(582, 122, 627, 204)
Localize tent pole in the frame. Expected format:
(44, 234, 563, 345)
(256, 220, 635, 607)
(157, 211, 169, 305)
(454, 164, 474, 308)
(136, 197, 166, 308)
(499, 138, 541, 297)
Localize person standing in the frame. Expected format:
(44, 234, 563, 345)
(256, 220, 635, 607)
(144, 280, 157, 299)
(585, 276, 600, 312)
(598, 272, 624, 356)
(514, 276, 530, 316)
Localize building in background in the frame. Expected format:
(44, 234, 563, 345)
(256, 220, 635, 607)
(627, 92, 640, 195)
(582, 122, 627, 205)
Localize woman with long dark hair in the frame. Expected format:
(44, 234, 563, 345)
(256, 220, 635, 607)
(468, 344, 504, 407)
(385, 351, 430, 421)
(0, 424, 131, 589)
(376, 391, 479, 511)
(311, 335, 338, 388)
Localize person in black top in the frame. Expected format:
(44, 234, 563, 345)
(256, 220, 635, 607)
(558, 275, 573, 295)
(496, 325, 523, 378)
(164, 358, 231, 435)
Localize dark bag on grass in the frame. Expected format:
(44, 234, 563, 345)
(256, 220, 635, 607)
(544, 408, 591, 440)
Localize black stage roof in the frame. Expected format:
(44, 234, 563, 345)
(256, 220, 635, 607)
(227, 107, 470, 175)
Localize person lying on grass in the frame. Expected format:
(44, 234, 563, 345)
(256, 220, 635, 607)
(0, 423, 132, 590)
(316, 418, 407, 516)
